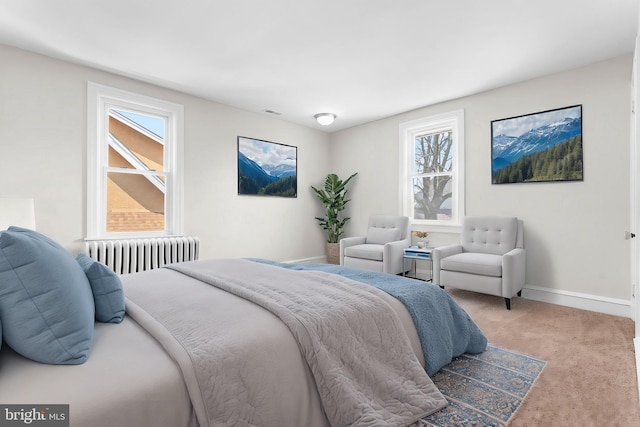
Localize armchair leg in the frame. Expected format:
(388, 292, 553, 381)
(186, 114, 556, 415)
(504, 298, 511, 310)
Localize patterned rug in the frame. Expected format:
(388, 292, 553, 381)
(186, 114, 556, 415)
(412, 345, 546, 427)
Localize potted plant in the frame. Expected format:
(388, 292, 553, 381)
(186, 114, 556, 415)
(311, 172, 358, 264)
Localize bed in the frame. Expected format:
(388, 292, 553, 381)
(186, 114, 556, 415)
(0, 227, 487, 427)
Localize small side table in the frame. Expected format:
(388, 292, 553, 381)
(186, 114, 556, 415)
(402, 246, 433, 282)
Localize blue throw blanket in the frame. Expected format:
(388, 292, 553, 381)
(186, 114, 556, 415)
(250, 260, 487, 375)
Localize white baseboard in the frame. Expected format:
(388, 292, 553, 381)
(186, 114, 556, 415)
(635, 337, 640, 403)
(523, 285, 632, 318)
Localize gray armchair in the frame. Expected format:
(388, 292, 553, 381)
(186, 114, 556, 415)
(432, 216, 525, 310)
(340, 215, 411, 275)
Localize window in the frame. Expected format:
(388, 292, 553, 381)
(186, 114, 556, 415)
(399, 110, 465, 231)
(87, 82, 184, 239)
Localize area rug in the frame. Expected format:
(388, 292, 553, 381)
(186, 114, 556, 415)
(412, 345, 546, 427)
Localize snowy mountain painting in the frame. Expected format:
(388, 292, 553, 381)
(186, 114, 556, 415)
(237, 136, 297, 197)
(491, 105, 583, 184)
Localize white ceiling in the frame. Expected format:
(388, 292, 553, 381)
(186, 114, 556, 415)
(0, 0, 637, 132)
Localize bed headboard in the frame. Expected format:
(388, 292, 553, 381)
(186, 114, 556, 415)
(0, 198, 36, 230)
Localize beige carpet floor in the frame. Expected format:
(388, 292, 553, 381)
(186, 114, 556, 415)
(446, 289, 639, 426)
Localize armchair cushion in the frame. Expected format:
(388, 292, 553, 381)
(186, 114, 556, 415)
(366, 227, 401, 244)
(344, 244, 384, 261)
(440, 253, 503, 277)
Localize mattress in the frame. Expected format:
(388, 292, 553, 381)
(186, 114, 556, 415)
(0, 316, 196, 427)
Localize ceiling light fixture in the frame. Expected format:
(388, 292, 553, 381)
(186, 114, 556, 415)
(314, 113, 336, 126)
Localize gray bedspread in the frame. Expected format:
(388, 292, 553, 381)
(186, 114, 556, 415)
(251, 260, 488, 375)
(125, 258, 447, 427)
(167, 259, 447, 426)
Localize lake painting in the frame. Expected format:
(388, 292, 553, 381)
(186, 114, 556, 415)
(237, 136, 297, 197)
(491, 105, 583, 184)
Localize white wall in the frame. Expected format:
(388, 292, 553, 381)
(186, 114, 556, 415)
(0, 44, 332, 262)
(1, 44, 634, 307)
(331, 55, 633, 303)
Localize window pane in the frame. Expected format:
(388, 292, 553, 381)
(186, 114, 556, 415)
(108, 109, 165, 172)
(412, 176, 453, 220)
(107, 171, 165, 232)
(414, 130, 452, 174)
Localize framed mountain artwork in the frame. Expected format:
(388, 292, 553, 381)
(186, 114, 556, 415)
(491, 105, 583, 184)
(237, 136, 297, 197)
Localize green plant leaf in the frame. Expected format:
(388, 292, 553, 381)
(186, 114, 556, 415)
(311, 172, 357, 243)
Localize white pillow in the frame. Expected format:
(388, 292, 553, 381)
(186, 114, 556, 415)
(366, 227, 401, 244)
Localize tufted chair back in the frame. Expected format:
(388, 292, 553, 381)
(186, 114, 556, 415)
(461, 216, 523, 255)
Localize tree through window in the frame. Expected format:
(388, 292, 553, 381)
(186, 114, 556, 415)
(413, 130, 453, 220)
(399, 110, 464, 228)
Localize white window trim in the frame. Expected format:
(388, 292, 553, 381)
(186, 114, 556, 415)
(398, 109, 465, 232)
(87, 82, 184, 239)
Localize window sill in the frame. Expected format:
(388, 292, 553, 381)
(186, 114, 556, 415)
(411, 223, 462, 234)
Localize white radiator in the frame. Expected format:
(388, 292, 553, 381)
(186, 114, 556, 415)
(84, 237, 200, 275)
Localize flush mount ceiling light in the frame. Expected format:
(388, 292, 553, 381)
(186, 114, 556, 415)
(314, 113, 336, 126)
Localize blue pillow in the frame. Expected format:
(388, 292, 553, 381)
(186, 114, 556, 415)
(0, 227, 94, 364)
(76, 254, 125, 323)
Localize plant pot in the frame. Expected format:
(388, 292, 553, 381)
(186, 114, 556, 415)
(326, 242, 340, 265)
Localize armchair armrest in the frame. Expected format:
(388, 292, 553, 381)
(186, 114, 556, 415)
(502, 248, 526, 298)
(431, 244, 463, 285)
(339, 236, 366, 265)
(382, 238, 412, 275)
